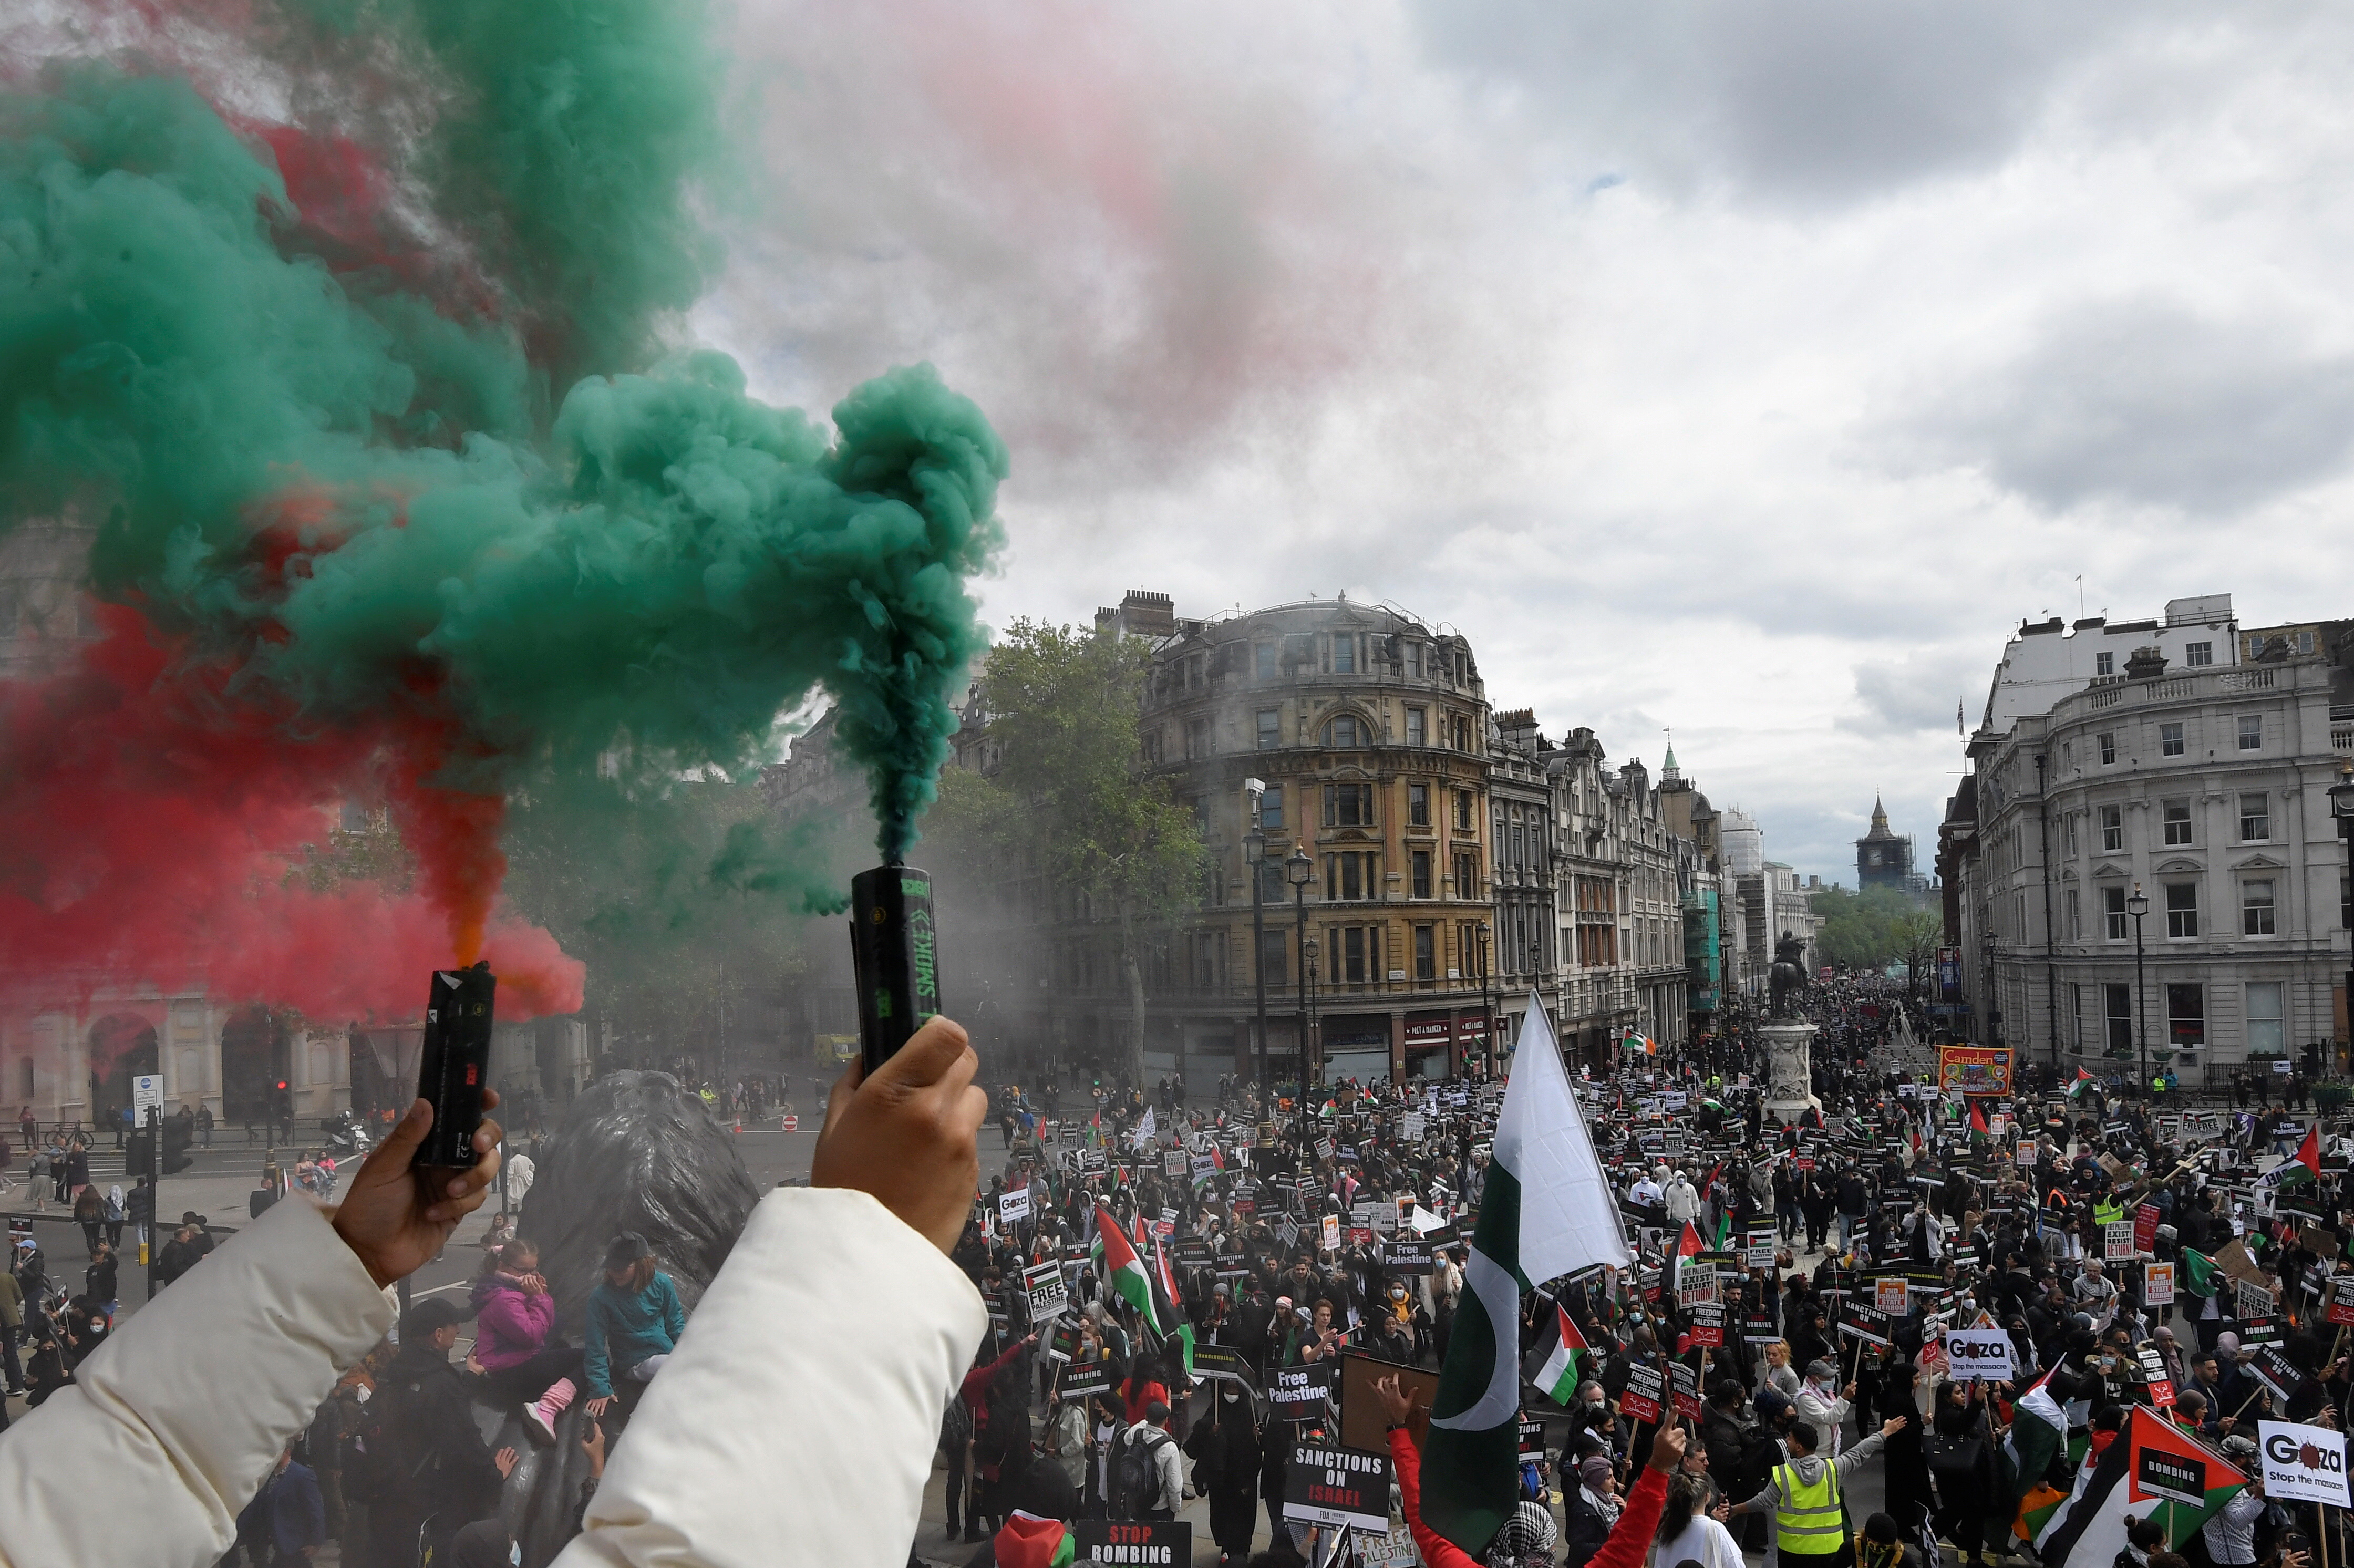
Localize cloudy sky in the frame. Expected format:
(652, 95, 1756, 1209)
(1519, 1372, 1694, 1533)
(697, 1, 2354, 886)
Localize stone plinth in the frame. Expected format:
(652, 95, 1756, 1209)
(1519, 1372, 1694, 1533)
(1758, 1019, 1822, 1126)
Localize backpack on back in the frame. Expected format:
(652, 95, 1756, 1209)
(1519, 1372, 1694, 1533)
(1116, 1428, 1170, 1518)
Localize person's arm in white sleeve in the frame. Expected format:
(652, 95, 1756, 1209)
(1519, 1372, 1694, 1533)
(0, 1091, 504, 1568)
(558, 1188, 985, 1568)
(554, 1017, 989, 1568)
(0, 1198, 393, 1568)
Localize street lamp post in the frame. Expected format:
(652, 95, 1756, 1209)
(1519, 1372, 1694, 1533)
(1304, 939, 1321, 1100)
(1477, 920, 1494, 1079)
(1979, 927, 1996, 1048)
(1288, 847, 1314, 1149)
(2128, 883, 2151, 1099)
(2329, 764, 2354, 1078)
(1245, 783, 1270, 1101)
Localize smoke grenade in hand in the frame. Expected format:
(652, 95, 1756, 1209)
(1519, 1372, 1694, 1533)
(415, 964, 497, 1168)
(849, 866, 941, 1072)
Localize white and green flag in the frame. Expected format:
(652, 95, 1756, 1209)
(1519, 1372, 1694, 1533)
(1423, 997, 1631, 1556)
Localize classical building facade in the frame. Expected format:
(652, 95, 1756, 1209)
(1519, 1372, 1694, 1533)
(1947, 610, 2354, 1079)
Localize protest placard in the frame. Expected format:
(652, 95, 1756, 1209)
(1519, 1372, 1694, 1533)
(1619, 1363, 1665, 1423)
(1074, 1521, 1193, 1564)
(998, 1188, 1032, 1226)
(2104, 1221, 2138, 1262)
(2144, 1263, 2175, 1307)
(1320, 1215, 1342, 1252)
(2259, 1421, 2351, 1508)
(1024, 1261, 1068, 1323)
(1943, 1328, 2014, 1381)
(1284, 1444, 1394, 1534)
(1875, 1277, 1909, 1315)
(1273, 1365, 1337, 1419)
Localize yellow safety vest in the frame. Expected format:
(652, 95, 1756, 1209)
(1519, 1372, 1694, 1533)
(1773, 1460, 1846, 1555)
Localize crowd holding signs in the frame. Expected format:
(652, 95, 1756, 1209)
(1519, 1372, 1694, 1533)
(933, 973, 2354, 1568)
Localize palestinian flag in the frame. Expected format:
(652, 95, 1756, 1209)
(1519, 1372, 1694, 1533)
(1095, 1205, 1164, 1337)
(1193, 1146, 1226, 1190)
(2000, 1369, 2069, 1541)
(2268, 1126, 2320, 1188)
(1152, 1234, 1184, 1337)
(2033, 1407, 2245, 1568)
(993, 1512, 1076, 1568)
(2068, 1068, 2096, 1100)
(1970, 1101, 1989, 1138)
(2180, 1248, 2218, 1298)
(1422, 997, 1632, 1559)
(1520, 1302, 1593, 1406)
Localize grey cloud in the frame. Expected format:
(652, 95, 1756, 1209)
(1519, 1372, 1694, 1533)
(1841, 652, 1979, 737)
(1892, 300, 2354, 513)
(1408, 0, 2163, 207)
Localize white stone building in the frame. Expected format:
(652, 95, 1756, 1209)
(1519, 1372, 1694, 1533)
(1959, 624, 2354, 1081)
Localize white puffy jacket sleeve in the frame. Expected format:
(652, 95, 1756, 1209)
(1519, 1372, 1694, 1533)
(0, 1195, 394, 1568)
(555, 1187, 986, 1568)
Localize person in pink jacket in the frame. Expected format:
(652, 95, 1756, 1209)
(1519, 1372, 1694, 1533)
(467, 1236, 583, 1444)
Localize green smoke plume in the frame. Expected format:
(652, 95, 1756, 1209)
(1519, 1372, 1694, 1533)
(0, 3, 1003, 1014)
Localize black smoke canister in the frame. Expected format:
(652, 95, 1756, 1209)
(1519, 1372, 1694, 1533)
(850, 864, 941, 1072)
(415, 961, 497, 1167)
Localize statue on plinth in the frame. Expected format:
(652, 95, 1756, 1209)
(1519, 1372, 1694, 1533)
(1767, 931, 1809, 1019)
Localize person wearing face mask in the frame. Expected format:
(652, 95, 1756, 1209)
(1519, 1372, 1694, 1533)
(1184, 1379, 1263, 1566)
(1794, 1360, 1855, 1454)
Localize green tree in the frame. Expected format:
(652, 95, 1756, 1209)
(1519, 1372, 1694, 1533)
(925, 620, 1206, 1079)
(1811, 884, 1940, 995)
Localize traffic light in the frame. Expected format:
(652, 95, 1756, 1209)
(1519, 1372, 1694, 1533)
(160, 1115, 194, 1174)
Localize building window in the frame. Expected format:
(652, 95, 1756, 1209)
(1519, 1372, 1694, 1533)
(2095, 651, 2114, 676)
(1257, 709, 1281, 749)
(1260, 929, 1288, 987)
(2065, 815, 2079, 857)
(1338, 925, 1370, 984)
(1187, 718, 1212, 758)
(1411, 850, 1432, 899)
(1142, 730, 1162, 765)
(1454, 790, 1473, 832)
(2104, 885, 2128, 940)
(2247, 982, 2285, 1054)
(1258, 860, 1286, 901)
(1325, 714, 1364, 749)
(1325, 851, 1375, 901)
(2166, 983, 2205, 1047)
(2100, 804, 2124, 852)
(2165, 882, 2198, 938)
(1403, 642, 1423, 678)
(2184, 641, 2214, 667)
(1331, 634, 1356, 675)
(2160, 722, 2185, 757)
(2238, 715, 2262, 751)
(1404, 707, 1426, 747)
(2104, 983, 2133, 1053)
(2070, 983, 2086, 1051)
(2066, 888, 2081, 940)
(1324, 783, 1374, 827)
(1414, 924, 1436, 981)
(1451, 715, 1471, 751)
(2162, 799, 2193, 846)
(1408, 783, 1430, 827)
(2098, 732, 2116, 765)
(1254, 642, 1278, 681)
(1454, 851, 1479, 900)
(2239, 792, 2268, 841)
(2242, 879, 2276, 936)
(1260, 786, 1283, 831)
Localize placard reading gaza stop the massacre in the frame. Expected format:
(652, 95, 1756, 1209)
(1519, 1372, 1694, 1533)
(2260, 1420, 2351, 1508)
(1942, 1328, 2014, 1381)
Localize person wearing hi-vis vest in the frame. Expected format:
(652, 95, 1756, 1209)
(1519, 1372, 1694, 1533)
(1714, 1412, 1904, 1568)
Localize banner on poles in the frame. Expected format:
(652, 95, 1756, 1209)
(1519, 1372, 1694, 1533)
(1937, 1046, 2012, 1098)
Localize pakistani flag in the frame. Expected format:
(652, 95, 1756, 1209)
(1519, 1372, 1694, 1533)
(1095, 1205, 1164, 1337)
(1520, 1302, 1593, 1406)
(1423, 996, 1632, 1557)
